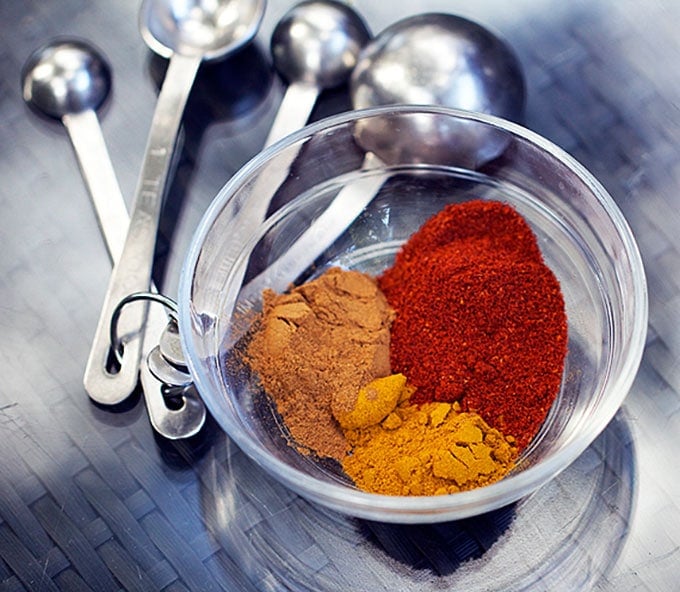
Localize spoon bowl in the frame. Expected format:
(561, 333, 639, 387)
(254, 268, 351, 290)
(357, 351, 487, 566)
(350, 13, 526, 166)
(351, 13, 525, 120)
(139, 0, 265, 59)
(22, 39, 111, 119)
(271, 0, 371, 90)
(264, 0, 370, 147)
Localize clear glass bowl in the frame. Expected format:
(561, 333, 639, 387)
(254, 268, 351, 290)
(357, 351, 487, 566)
(178, 105, 647, 523)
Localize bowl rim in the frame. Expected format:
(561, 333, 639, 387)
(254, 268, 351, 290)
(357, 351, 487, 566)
(177, 104, 648, 521)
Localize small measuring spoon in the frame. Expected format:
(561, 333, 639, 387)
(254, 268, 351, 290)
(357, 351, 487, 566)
(265, 0, 370, 147)
(21, 39, 206, 439)
(21, 40, 127, 259)
(84, 0, 265, 405)
(230, 0, 370, 246)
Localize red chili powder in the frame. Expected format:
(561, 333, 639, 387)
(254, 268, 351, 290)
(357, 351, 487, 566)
(378, 200, 568, 450)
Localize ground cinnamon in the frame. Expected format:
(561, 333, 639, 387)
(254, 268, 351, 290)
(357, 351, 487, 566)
(245, 267, 394, 459)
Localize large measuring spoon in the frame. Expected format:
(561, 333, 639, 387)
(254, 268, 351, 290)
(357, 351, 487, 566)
(84, 0, 265, 405)
(265, 0, 370, 147)
(21, 39, 206, 439)
(241, 13, 526, 299)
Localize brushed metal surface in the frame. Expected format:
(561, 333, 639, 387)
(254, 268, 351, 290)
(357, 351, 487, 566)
(1, 0, 678, 590)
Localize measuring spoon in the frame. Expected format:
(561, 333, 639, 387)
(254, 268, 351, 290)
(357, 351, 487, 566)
(224, 0, 370, 259)
(265, 0, 370, 147)
(22, 39, 206, 439)
(84, 0, 265, 405)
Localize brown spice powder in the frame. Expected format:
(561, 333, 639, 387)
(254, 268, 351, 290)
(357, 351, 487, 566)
(245, 267, 394, 459)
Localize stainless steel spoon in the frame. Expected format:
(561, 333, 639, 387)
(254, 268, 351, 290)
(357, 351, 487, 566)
(21, 40, 127, 260)
(241, 13, 526, 298)
(350, 13, 525, 165)
(84, 0, 265, 405)
(236, 0, 370, 242)
(265, 0, 370, 147)
(21, 39, 206, 439)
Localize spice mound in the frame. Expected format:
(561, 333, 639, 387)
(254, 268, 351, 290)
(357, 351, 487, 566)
(343, 400, 517, 496)
(242, 200, 567, 497)
(379, 200, 568, 450)
(246, 267, 394, 460)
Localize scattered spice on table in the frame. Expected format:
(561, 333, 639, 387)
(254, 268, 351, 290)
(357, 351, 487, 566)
(242, 199, 568, 495)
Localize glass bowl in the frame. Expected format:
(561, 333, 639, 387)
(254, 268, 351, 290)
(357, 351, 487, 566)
(178, 105, 647, 523)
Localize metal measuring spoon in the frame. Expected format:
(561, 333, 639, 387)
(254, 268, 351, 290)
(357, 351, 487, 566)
(265, 0, 370, 147)
(22, 39, 206, 439)
(241, 13, 526, 299)
(350, 13, 525, 166)
(84, 0, 265, 405)
(21, 40, 127, 259)
(235, 0, 370, 238)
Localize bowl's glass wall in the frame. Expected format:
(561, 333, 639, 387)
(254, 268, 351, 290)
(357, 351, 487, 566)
(179, 107, 646, 522)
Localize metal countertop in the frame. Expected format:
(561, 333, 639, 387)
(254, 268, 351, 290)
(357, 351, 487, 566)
(1, 0, 678, 589)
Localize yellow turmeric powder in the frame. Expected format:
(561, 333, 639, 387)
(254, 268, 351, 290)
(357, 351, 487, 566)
(333, 373, 412, 429)
(342, 398, 518, 496)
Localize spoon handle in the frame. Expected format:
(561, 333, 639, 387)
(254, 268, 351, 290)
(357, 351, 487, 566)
(63, 110, 130, 262)
(216, 153, 386, 351)
(63, 108, 205, 436)
(84, 53, 201, 405)
(264, 82, 319, 147)
(241, 153, 385, 299)
(202, 82, 319, 318)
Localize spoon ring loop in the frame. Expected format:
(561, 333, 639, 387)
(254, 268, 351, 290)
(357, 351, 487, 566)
(109, 291, 178, 365)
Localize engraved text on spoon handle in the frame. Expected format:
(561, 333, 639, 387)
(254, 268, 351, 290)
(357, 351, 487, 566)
(84, 53, 201, 405)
